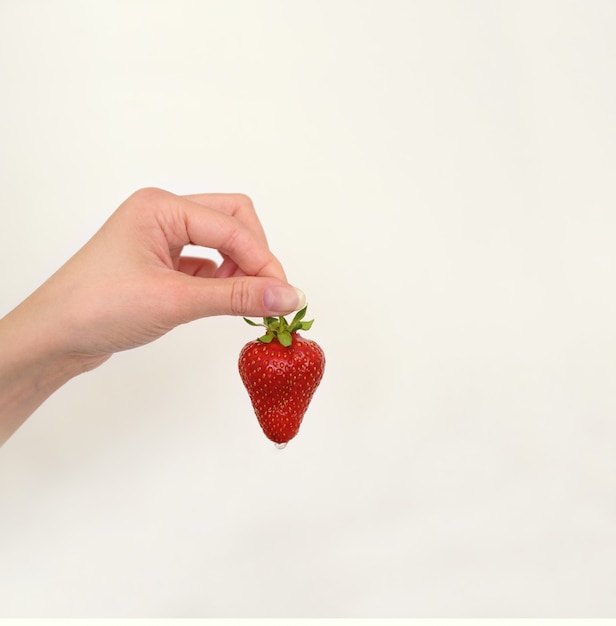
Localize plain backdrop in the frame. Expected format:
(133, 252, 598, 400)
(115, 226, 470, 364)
(1, 0, 616, 618)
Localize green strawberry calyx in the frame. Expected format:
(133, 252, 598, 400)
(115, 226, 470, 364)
(243, 305, 314, 347)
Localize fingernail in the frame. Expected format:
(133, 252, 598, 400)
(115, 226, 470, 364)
(263, 285, 306, 314)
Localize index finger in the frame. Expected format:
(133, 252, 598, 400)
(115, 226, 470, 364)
(182, 193, 270, 248)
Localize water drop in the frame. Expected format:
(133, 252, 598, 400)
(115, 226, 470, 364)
(274, 442, 288, 450)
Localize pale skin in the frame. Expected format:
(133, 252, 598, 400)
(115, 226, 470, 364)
(0, 188, 305, 447)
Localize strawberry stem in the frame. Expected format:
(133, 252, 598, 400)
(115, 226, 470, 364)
(243, 305, 314, 347)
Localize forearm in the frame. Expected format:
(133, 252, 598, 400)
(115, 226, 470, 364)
(0, 294, 103, 447)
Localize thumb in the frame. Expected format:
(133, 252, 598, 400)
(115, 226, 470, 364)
(172, 274, 307, 321)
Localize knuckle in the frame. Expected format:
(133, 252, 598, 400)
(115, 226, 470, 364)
(130, 186, 164, 203)
(230, 278, 252, 316)
(221, 222, 249, 256)
(122, 187, 167, 220)
(232, 192, 254, 208)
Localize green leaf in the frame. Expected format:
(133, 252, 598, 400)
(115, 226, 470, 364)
(245, 304, 315, 344)
(278, 331, 292, 347)
(290, 306, 307, 327)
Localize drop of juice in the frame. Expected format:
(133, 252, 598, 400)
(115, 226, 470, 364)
(274, 442, 288, 450)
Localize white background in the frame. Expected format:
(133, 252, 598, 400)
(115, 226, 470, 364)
(1, 0, 616, 617)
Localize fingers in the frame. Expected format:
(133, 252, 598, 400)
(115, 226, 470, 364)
(141, 188, 287, 282)
(121, 188, 305, 324)
(212, 253, 241, 279)
(170, 274, 307, 320)
(170, 193, 302, 315)
(176, 257, 218, 278)
(182, 193, 270, 247)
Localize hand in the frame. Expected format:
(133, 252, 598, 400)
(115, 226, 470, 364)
(37, 187, 304, 358)
(0, 188, 305, 444)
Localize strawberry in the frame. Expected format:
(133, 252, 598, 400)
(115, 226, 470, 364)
(238, 306, 325, 446)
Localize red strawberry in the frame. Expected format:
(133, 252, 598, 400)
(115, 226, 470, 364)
(238, 306, 325, 446)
